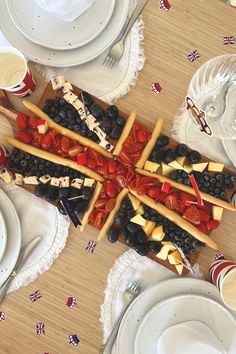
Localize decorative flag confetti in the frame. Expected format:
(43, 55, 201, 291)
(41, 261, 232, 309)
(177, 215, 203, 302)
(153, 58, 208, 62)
(36, 322, 45, 336)
(41, 352, 49, 354)
(0, 312, 5, 321)
(223, 36, 236, 45)
(29, 290, 42, 303)
(213, 253, 225, 261)
(85, 240, 97, 254)
(159, 0, 171, 11)
(66, 296, 78, 309)
(151, 82, 162, 95)
(187, 50, 201, 63)
(69, 334, 80, 347)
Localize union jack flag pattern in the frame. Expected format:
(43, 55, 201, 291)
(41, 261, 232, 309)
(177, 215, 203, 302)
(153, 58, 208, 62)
(69, 334, 80, 346)
(213, 253, 225, 262)
(66, 296, 78, 309)
(159, 0, 171, 11)
(151, 82, 162, 95)
(0, 312, 5, 321)
(187, 50, 201, 63)
(85, 240, 97, 254)
(29, 290, 42, 303)
(36, 322, 45, 335)
(223, 36, 236, 45)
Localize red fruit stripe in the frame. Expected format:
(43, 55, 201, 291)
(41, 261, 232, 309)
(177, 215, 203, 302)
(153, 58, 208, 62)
(189, 174, 204, 206)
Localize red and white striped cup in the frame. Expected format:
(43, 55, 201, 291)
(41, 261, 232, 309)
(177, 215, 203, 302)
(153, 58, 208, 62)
(0, 47, 36, 97)
(209, 253, 236, 311)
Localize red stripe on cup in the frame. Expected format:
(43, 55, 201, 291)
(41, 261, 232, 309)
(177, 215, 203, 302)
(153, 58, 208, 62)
(211, 261, 235, 286)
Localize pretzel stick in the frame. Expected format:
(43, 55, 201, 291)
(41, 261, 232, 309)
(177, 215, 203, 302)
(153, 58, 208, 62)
(5, 136, 104, 182)
(113, 110, 137, 156)
(136, 168, 236, 211)
(135, 117, 164, 169)
(80, 182, 103, 232)
(0, 106, 17, 121)
(97, 188, 129, 241)
(23, 100, 113, 159)
(130, 189, 218, 250)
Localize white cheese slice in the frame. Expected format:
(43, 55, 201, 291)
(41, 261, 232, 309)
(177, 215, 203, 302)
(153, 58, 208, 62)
(59, 176, 70, 188)
(175, 263, 184, 275)
(192, 162, 208, 172)
(144, 160, 160, 173)
(51, 76, 65, 91)
(63, 91, 78, 105)
(213, 206, 224, 221)
(0, 168, 13, 184)
(128, 194, 141, 211)
(39, 175, 51, 184)
(71, 178, 83, 189)
(208, 162, 224, 172)
(13, 173, 24, 185)
(168, 160, 184, 170)
(130, 214, 147, 227)
(62, 82, 73, 94)
(183, 164, 193, 173)
(176, 156, 186, 166)
(84, 178, 95, 187)
(50, 177, 60, 187)
(23, 176, 39, 185)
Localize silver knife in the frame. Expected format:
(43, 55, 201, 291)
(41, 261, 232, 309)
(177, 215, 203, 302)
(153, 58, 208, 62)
(0, 236, 42, 303)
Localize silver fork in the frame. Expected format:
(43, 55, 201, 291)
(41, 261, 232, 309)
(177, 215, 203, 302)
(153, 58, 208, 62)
(103, 0, 150, 69)
(100, 280, 142, 354)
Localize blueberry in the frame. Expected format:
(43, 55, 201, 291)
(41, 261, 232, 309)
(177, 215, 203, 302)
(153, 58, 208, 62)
(126, 222, 141, 233)
(100, 119, 112, 134)
(175, 143, 188, 156)
(121, 197, 133, 210)
(110, 125, 123, 140)
(116, 116, 125, 126)
(74, 200, 89, 213)
(107, 228, 119, 243)
(231, 175, 236, 182)
(125, 233, 138, 247)
(210, 177, 216, 184)
(67, 110, 75, 119)
(156, 135, 169, 147)
(114, 213, 127, 227)
(106, 105, 119, 120)
(58, 188, 70, 199)
(82, 187, 93, 200)
(137, 230, 147, 243)
(20, 159, 28, 168)
(148, 241, 161, 253)
(189, 248, 196, 254)
(59, 110, 67, 119)
(187, 150, 201, 164)
(45, 186, 58, 202)
(89, 103, 105, 120)
(74, 125, 81, 132)
(34, 184, 48, 197)
(163, 149, 175, 163)
(46, 98, 54, 107)
(79, 91, 93, 106)
(135, 243, 149, 256)
(150, 148, 163, 163)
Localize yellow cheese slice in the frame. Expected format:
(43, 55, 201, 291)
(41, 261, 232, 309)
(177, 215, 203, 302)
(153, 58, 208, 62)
(176, 156, 186, 166)
(175, 263, 184, 275)
(128, 193, 141, 211)
(192, 162, 208, 172)
(130, 214, 147, 227)
(213, 206, 224, 221)
(208, 162, 224, 172)
(136, 205, 144, 215)
(161, 162, 175, 176)
(168, 250, 183, 265)
(144, 160, 160, 173)
(142, 221, 156, 237)
(150, 225, 165, 241)
(168, 160, 184, 170)
(156, 243, 176, 261)
(183, 164, 193, 173)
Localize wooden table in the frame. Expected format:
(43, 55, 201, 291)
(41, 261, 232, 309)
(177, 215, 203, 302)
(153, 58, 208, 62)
(1, 0, 236, 353)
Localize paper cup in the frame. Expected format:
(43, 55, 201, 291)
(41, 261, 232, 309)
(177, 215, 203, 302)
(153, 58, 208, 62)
(0, 47, 36, 97)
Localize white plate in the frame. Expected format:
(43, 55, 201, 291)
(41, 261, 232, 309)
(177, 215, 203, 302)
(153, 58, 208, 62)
(135, 294, 236, 354)
(6, 0, 116, 50)
(0, 188, 21, 286)
(222, 139, 236, 168)
(0, 210, 7, 263)
(117, 278, 236, 354)
(0, 0, 129, 67)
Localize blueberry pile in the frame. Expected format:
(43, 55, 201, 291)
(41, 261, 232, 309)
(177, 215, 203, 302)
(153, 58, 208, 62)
(169, 170, 236, 200)
(43, 92, 125, 141)
(142, 205, 205, 257)
(107, 197, 161, 256)
(149, 135, 201, 164)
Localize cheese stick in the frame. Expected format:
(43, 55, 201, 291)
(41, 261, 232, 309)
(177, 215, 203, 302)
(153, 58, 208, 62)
(130, 189, 218, 250)
(5, 136, 104, 182)
(0, 106, 17, 121)
(80, 182, 103, 232)
(135, 117, 164, 169)
(97, 188, 129, 241)
(23, 100, 113, 159)
(136, 168, 236, 211)
(113, 110, 137, 156)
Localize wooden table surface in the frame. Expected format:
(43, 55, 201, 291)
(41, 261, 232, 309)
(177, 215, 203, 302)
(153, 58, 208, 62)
(1, 0, 236, 353)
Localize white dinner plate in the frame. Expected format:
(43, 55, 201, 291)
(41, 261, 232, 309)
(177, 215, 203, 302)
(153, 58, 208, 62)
(0, 0, 129, 67)
(0, 210, 7, 263)
(117, 278, 236, 354)
(222, 139, 236, 168)
(134, 294, 236, 354)
(6, 0, 116, 50)
(0, 188, 21, 286)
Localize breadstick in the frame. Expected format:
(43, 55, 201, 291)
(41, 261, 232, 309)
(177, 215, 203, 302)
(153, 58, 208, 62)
(130, 189, 218, 250)
(80, 182, 103, 232)
(113, 110, 137, 156)
(0, 106, 17, 121)
(135, 117, 164, 169)
(136, 168, 236, 211)
(5, 136, 104, 182)
(97, 188, 129, 241)
(23, 100, 113, 159)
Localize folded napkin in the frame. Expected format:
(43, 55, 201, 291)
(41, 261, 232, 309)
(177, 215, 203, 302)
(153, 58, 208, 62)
(157, 321, 226, 354)
(34, 0, 95, 21)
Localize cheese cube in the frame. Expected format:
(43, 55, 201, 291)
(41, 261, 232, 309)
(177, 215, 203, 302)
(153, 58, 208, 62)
(13, 173, 24, 185)
(63, 91, 78, 105)
(23, 176, 39, 185)
(176, 156, 186, 166)
(183, 164, 193, 173)
(71, 178, 83, 189)
(39, 175, 51, 184)
(0, 168, 13, 184)
(161, 162, 175, 176)
(192, 162, 208, 172)
(156, 242, 176, 260)
(84, 178, 95, 187)
(144, 160, 160, 173)
(62, 81, 73, 94)
(175, 264, 184, 275)
(168, 160, 184, 170)
(213, 206, 224, 221)
(50, 177, 60, 187)
(136, 205, 144, 215)
(142, 221, 156, 237)
(128, 194, 141, 211)
(208, 162, 224, 172)
(51, 76, 65, 90)
(168, 250, 183, 265)
(130, 214, 147, 227)
(150, 226, 165, 241)
(59, 176, 70, 188)
(37, 119, 49, 134)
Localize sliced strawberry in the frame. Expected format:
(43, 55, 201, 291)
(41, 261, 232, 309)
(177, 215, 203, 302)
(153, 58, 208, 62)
(137, 129, 150, 143)
(77, 153, 87, 165)
(41, 135, 53, 150)
(119, 151, 132, 165)
(147, 186, 161, 199)
(108, 159, 117, 174)
(16, 130, 32, 144)
(164, 194, 178, 210)
(104, 181, 119, 198)
(28, 116, 38, 129)
(68, 145, 83, 157)
(94, 198, 107, 209)
(199, 210, 210, 223)
(0, 146, 7, 166)
(183, 205, 201, 225)
(16, 113, 28, 129)
(105, 198, 116, 212)
(87, 158, 97, 169)
(206, 219, 220, 231)
(32, 131, 43, 147)
(60, 136, 71, 153)
(116, 175, 127, 188)
(94, 211, 108, 229)
(197, 223, 209, 233)
(179, 191, 194, 206)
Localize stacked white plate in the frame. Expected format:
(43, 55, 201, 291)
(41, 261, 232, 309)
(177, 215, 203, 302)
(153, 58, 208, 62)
(0, 188, 21, 287)
(116, 278, 236, 354)
(0, 0, 129, 67)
